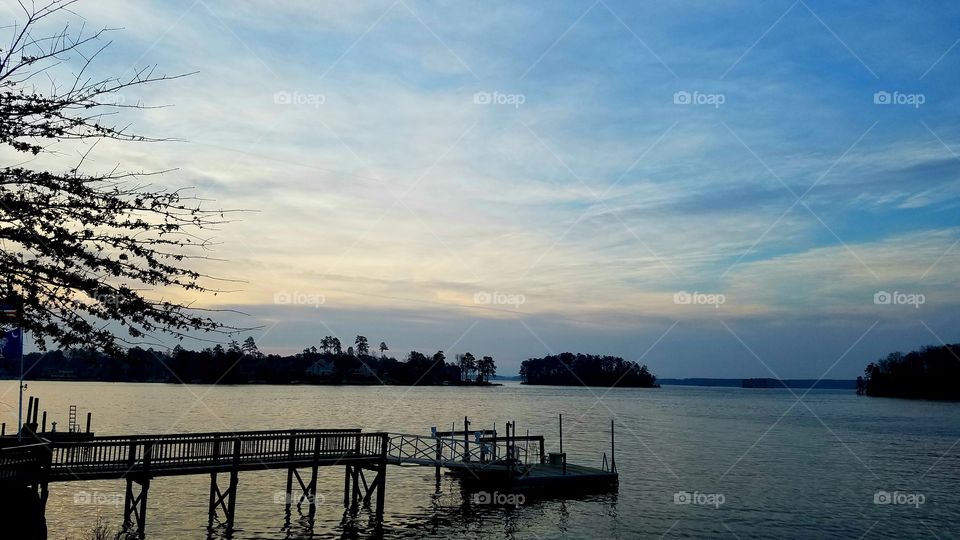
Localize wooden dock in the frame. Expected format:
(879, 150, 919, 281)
(0, 417, 617, 538)
(1, 429, 389, 538)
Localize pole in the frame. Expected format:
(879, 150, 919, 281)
(17, 328, 23, 441)
(610, 419, 616, 473)
(558, 413, 563, 455)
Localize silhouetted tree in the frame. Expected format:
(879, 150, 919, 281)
(379, 341, 388, 358)
(0, 0, 239, 354)
(520, 353, 657, 387)
(242, 337, 261, 358)
(355, 335, 369, 356)
(457, 352, 476, 382)
(478, 355, 497, 383)
(862, 345, 960, 400)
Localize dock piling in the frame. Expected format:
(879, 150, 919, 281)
(610, 419, 616, 473)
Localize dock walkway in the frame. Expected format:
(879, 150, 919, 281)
(1, 423, 617, 537)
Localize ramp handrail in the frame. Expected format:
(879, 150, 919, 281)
(387, 433, 529, 466)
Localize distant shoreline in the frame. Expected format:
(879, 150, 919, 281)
(0, 376, 503, 387)
(1, 376, 859, 390)
(658, 378, 856, 389)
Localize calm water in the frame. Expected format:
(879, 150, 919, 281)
(3, 381, 959, 539)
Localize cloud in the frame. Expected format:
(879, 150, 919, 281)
(7, 0, 960, 376)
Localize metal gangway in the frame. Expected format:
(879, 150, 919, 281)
(386, 429, 544, 471)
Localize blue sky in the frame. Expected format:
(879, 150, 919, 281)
(11, 0, 960, 377)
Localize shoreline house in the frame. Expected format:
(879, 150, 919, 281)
(305, 358, 336, 378)
(350, 359, 378, 380)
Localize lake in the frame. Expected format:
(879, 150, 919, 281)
(3, 380, 958, 539)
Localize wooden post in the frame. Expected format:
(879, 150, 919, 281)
(86, 412, 92, 433)
(434, 436, 441, 489)
(25, 396, 33, 432)
(506, 422, 513, 476)
(226, 438, 240, 532)
(610, 419, 616, 473)
(343, 465, 351, 507)
(208, 435, 221, 528)
(307, 435, 321, 521)
(376, 433, 388, 518)
(41, 410, 46, 433)
(559, 414, 566, 475)
(539, 436, 545, 464)
(285, 432, 295, 515)
(558, 413, 563, 456)
(139, 443, 152, 536)
(463, 416, 470, 461)
(207, 472, 218, 529)
(351, 434, 361, 510)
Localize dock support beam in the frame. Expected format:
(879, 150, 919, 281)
(208, 438, 241, 533)
(123, 477, 150, 539)
(284, 434, 323, 526)
(356, 434, 388, 517)
(122, 440, 152, 539)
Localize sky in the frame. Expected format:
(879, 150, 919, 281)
(8, 0, 960, 378)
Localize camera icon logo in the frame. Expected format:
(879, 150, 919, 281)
(273, 91, 292, 105)
(873, 91, 891, 105)
(673, 91, 692, 105)
(474, 291, 492, 305)
(873, 291, 891, 305)
(473, 91, 492, 105)
(274, 291, 292, 304)
(673, 491, 691, 504)
(472, 491, 491, 504)
(673, 291, 692, 305)
(874, 490, 891, 504)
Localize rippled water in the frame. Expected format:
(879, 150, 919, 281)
(3, 380, 959, 539)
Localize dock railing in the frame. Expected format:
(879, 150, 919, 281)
(387, 432, 530, 467)
(45, 430, 384, 480)
(0, 442, 51, 484)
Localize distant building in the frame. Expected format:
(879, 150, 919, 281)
(350, 361, 377, 379)
(306, 359, 336, 378)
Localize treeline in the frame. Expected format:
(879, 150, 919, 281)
(0, 335, 497, 386)
(519, 353, 657, 387)
(862, 344, 960, 400)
